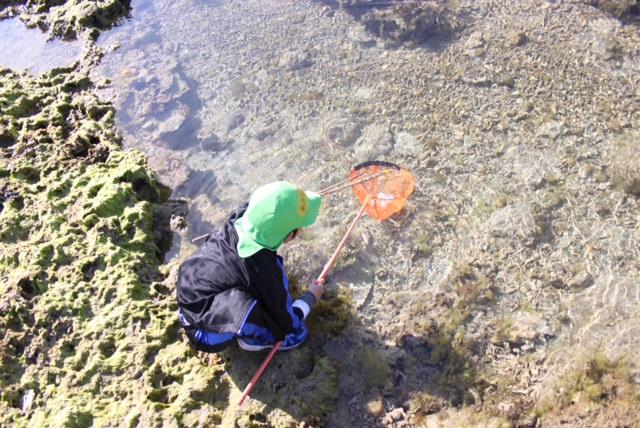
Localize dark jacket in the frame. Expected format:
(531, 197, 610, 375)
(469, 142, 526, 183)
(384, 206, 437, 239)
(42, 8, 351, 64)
(176, 206, 306, 341)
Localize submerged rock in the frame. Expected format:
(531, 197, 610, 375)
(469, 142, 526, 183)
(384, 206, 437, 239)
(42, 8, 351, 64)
(278, 49, 314, 71)
(359, 1, 463, 48)
(585, 0, 640, 20)
(607, 131, 640, 195)
(488, 204, 539, 242)
(321, 112, 362, 148)
(394, 131, 420, 157)
(354, 123, 393, 160)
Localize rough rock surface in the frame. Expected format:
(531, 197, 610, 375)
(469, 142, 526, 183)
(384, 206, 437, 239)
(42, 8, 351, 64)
(0, 0, 131, 39)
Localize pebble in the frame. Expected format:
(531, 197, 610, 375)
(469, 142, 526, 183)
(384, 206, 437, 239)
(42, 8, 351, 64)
(21, 389, 35, 413)
(221, 111, 245, 134)
(508, 31, 528, 47)
(384, 407, 406, 423)
(489, 204, 538, 240)
(394, 131, 420, 156)
(578, 163, 594, 178)
(466, 31, 485, 49)
(365, 396, 385, 417)
(537, 121, 563, 141)
(278, 50, 313, 71)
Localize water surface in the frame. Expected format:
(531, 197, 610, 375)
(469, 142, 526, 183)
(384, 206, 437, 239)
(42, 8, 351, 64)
(92, 0, 640, 420)
(0, 18, 82, 73)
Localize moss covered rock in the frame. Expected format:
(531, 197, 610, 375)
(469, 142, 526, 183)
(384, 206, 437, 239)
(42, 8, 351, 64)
(0, 66, 192, 426)
(1, 0, 131, 39)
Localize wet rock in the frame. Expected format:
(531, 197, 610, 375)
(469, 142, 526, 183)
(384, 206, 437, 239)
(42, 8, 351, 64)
(14, 0, 131, 40)
(278, 50, 314, 71)
(0, 64, 187, 428)
(394, 131, 420, 157)
(568, 270, 594, 290)
(354, 123, 393, 160)
(321, 112, 362, 148)
(488, 204, 538, 240)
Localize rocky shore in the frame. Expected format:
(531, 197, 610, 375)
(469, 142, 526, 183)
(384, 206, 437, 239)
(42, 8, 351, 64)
(2, 0, 640, 427)
(0, 0, 131, 39)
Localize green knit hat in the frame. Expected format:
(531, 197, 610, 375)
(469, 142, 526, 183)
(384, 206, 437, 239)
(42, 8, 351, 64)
(234, 181, 322, 258)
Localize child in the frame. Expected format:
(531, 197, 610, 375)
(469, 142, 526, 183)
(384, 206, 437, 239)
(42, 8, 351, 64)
(176, 181, 323, 352)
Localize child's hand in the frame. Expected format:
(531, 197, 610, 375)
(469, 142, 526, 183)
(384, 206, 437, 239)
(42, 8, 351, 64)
(308, 282, 324, 302)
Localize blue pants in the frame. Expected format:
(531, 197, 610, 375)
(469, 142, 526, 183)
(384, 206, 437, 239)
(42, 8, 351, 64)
(183, 303, 308, 353)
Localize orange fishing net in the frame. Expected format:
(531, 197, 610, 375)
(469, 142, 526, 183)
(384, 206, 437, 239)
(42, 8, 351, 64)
(350, 161, 415, 220)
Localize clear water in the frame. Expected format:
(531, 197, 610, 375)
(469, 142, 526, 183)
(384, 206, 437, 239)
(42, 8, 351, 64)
(0, 18, 82, 73)
(91, 0, 640, 370)
(93, 0, 399, 259)
(3, 0, 639, 418)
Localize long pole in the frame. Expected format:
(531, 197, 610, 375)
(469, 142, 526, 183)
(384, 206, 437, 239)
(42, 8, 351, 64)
(237, 197, 370, 407)
(318, 172, 385, 196)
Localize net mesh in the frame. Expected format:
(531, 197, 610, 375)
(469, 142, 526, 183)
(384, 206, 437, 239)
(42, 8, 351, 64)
(350, 161, 415, 220)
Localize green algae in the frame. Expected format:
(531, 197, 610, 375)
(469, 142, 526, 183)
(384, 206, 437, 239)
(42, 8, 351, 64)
(360, 348, 393, 391)
(534, 351, 640, 425)
(405, 262, 497, 408)
(223, 348, 339, 427)
(1, 0, 132, 40)
(0, 65, 208, 427)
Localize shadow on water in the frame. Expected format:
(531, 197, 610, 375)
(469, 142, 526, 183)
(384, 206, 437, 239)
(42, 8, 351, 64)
(313, 0, 465, 52)
(105, 18, 221, 241)
(197, 282, 488, 426)
(157, 65, 203, 153)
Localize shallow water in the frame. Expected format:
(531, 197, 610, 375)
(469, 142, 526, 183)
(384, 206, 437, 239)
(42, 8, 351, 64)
(91, 1, 640, 370)
(93, 0, 393, 257)
(0, 18, 82, 73)
(4, 0, 639, 423)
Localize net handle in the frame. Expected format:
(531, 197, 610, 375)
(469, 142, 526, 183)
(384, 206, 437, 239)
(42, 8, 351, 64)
(318, 171, 388, 196)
